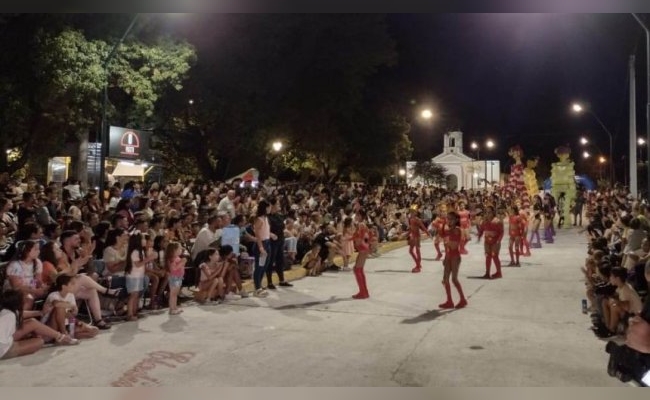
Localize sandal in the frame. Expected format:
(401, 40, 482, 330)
(56, 333, 80, 346)
(93, 319, 112, 330)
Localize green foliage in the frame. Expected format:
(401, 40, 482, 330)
(412, 161, 448, 186)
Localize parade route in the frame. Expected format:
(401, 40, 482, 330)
(0, 228, 624, 386)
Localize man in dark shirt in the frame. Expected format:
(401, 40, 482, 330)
(16, 192, 36, 227)
(266, 197, 293, 289)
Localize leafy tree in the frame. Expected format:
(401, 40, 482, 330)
(412, 160, 448, 186)
(0, 14, 196, 185)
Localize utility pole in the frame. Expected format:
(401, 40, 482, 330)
(630, 54, 638, 197)
(632, 14, 650, 198)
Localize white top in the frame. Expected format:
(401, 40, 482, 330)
(128, 250, 146, 278)
(41, 291, 76, 324)
(6, 259, 43, 289)
(217, 197, 235, 218)
(191, 227, 220, 260)
(617, 283, 644, 315)
(102, 246, 126, 277)
(0, 309, 16, 359)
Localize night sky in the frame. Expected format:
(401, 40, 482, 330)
(382, 13, 647, 179)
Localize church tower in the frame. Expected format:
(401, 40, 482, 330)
(443, 131, 464, 155)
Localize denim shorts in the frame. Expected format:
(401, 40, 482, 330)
(126, 276, 145, 293)
(169, 276, 183, 288)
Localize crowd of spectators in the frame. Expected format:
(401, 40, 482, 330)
(1, 172, 649, 386)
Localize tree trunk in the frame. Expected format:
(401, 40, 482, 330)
(77, 131, 89, 189)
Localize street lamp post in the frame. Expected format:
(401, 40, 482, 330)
(98, 14, 139, 202)
(486, 139, 495, 190)
(632, 14, 650, 198)
(572, 103, 614, 184)
(470, 141, 479, 190)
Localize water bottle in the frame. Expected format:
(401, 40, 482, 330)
(68, 316, 76, 338)
(581, 299, 588, 314)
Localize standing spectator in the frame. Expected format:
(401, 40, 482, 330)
(266, 197, 292, 289)
(252, 200, 273, 297)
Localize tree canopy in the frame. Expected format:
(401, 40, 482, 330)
(0, 14, 412, 184)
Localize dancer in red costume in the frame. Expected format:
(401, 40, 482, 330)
(457, 202, 471, 254)
(430, 203, 447, 261)
(507, 205, 523, 266)
(480, 206, 504, 279)
(438, 211, 467, 309)
(408, 208, 432, 273)
(519, 207, 531, 256)
(351, 209, 370, 299)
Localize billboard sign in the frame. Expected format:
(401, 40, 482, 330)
(108, 126, 150, 160)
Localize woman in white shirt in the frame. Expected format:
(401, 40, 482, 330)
(1, 289, 78, 360)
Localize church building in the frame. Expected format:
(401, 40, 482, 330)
(406, 131, 501, 191)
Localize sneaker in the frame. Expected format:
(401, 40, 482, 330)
(279, 281, 293, 287)
(239, 290, 250, 298)
(266, 283, 277, 290)
(254, 289, 268, 298)
(224, 293, 241, 301)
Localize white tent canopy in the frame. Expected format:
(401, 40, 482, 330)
(112, 161, 148, 177)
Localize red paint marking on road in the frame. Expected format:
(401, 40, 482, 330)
(111, 351, 196, 387)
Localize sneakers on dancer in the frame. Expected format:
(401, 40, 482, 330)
(490, 272, 502, 279)
(411, 266, 421, 273)
(254, 289, 268, 298)
(455, 299, 467, 309)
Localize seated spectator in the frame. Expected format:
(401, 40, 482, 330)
(0, 289, 78, 360)
(143, 233, 167, 309)
(194, 248, 224, 304)
(5, 240, 48, 310)
(600, 267, 644, 338)
(41, 274, 98, 339)
(39, 241, 115, 330)
(302, 243, 325, 276)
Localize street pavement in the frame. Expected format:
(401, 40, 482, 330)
(0, 228, 625, 386)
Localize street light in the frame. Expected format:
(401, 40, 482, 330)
(632, 14, 650, 198)
(421, 109, 433, 120)
(571, 102, 614, 183)
(398, 168, 406, 176)
(272, 141, 283, 152)
(99, 13, 140, 201)
(583, 151, 590, 159)
(485, 139, 496, 189)
(580, 137, 589, 145)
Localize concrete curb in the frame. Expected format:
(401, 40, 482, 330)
(239, 240, 410, 293)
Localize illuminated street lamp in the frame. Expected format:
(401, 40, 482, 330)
(639, 138, 646, 145)
(421, 109, 433, 120)
(599, 156, 607, 164)
(580, 137, 589, 145)
(486, 139, 495, 149)
(572, 102, 614, 182)
(272, 141, 283, 152)
(583, 151, 590, 159)
(398, 168, 406, 176)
